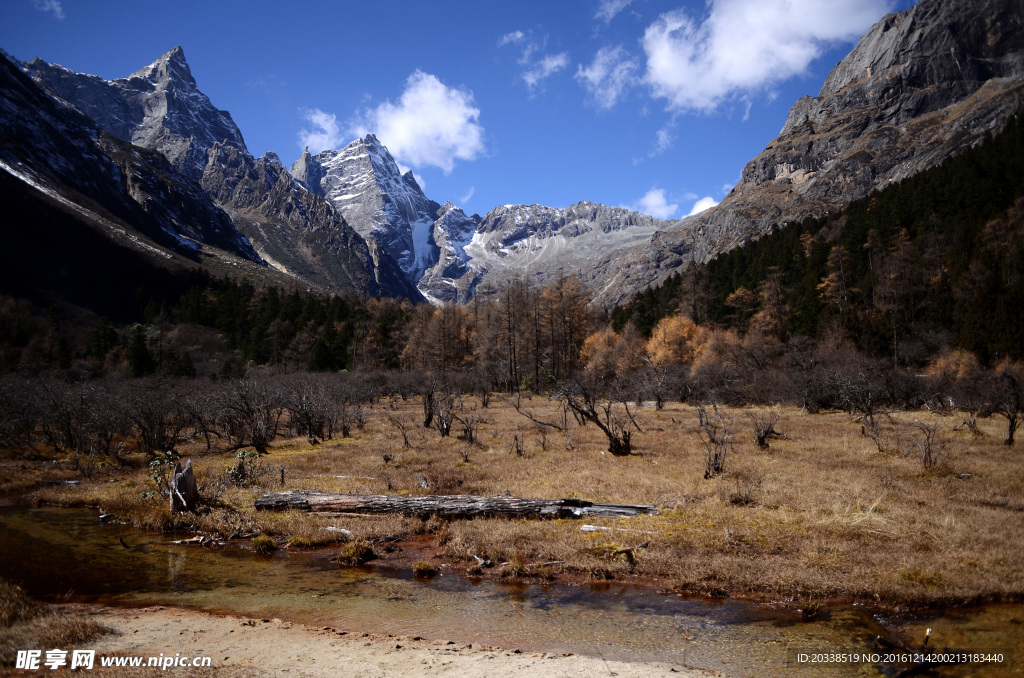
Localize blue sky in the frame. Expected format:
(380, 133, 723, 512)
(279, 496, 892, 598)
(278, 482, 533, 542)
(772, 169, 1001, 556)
(2, 0, 916, 219)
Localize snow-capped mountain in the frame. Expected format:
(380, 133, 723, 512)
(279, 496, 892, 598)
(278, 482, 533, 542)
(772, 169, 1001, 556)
(23, 47, 421, 301)
(22, 46, 247, 181)
(458, 202, 663, 302)
(291, 135, 441, 282)
(290, 137, 666, 304)
(418, 201, 482, 303)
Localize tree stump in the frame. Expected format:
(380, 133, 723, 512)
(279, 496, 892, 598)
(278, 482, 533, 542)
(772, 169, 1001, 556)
(170, 458, 199, 513)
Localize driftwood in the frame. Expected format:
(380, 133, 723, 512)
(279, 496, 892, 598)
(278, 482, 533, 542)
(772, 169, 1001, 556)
(255, 491, 658, 520)
(169, 458, 198, 513)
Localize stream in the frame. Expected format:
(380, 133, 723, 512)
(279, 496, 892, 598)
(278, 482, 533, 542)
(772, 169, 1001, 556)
(0, 508, 1020, 676)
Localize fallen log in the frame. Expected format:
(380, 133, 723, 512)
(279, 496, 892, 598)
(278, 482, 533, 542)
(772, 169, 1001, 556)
(254, 491, 658, 519)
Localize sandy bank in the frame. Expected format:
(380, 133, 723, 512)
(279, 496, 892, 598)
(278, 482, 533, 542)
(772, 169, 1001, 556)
(75, 605, 726, 677)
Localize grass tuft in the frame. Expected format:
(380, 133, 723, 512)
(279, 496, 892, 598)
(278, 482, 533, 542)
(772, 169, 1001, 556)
(252, 534, 277, 553)
(337, 541, 377, 566)
(413, 560, 438, 578)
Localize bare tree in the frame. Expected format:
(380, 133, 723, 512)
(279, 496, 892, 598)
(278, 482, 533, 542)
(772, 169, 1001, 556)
(38, 381, 125, 476)
(697, 403, 730, 479)
(455, 410, 485, 444)
(323, 375, 368, 440)
(747, 408, 784, 449)
(432, 385, 457, 438)
(906, 421, 947, 470)
(989, 362, 1023, 446)
(384, 411, 412, 447)
(507, 391, 565, 431)
(283, 375, 333, 442)
(0, 378, 37, 452)
(218, 378, 283, 454)
(181, 385, 221, 450)
(560, 376, 639, 456)
(125, 379, 187, 458)
(421, 377, 436, 428)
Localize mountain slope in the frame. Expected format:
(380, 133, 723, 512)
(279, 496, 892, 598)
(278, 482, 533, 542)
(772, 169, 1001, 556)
(0, 49, 260, 265)
(601, 0, 1024, 306)
(22, 46, 248, 181)
(613, 114, 1024, 363)
(24, 48, 421, 301)
(461, 202, 663, 301)
(202, 143, 418, 298)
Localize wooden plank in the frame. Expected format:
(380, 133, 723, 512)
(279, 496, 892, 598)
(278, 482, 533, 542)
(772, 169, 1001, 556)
(254, 491, 658, 519)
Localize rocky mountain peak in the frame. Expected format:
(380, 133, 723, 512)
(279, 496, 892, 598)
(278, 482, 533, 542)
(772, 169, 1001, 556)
(289, 134, 441, 283)
(260, 151, 282, 168)
(127, 45, 196, 89)
(23, 46, 247, 181)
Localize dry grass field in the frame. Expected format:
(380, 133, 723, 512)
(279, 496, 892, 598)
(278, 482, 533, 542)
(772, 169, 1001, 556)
(25, 396, 1024, 611)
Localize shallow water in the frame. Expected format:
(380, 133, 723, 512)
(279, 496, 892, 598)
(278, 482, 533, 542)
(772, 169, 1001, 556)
(0, 508, 1020, 676)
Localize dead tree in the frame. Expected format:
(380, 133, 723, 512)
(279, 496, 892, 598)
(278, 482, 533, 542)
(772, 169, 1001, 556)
(455, 411, 484, 443)
(384, 412, 412, 447)
(507, 391, 565, 431)
(419, 377, 437, 428)
(698, 403, 730, 479)
(561, 378, 638, 456)
(169, 458, 199, 513)
(432, 389, 456, 437)
(906, 421, 947, 470)
(747, 408, 784, 449)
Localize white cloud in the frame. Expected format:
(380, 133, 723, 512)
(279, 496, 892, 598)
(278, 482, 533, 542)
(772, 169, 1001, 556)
(688, 196, 719, 216)
(653, 125, 675, 154)
(642, 0, 893, 112)
(459, 186, 475, 205)
(500, 30, 569, 91)
(33, 0, 64, 19)
(632, 188, 679, 220)
(595, 0, 632, 24)
(575, 46, 639, 110)
(523, 52, 569, 89)
(499, 30, 525, 46)
(298, 108, 344, 154)
(349, 71, 485, 174)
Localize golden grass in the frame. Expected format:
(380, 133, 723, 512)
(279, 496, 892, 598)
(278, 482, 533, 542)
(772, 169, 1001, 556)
(0, 578, 109, 666)
(20, 397, 1024, 609)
